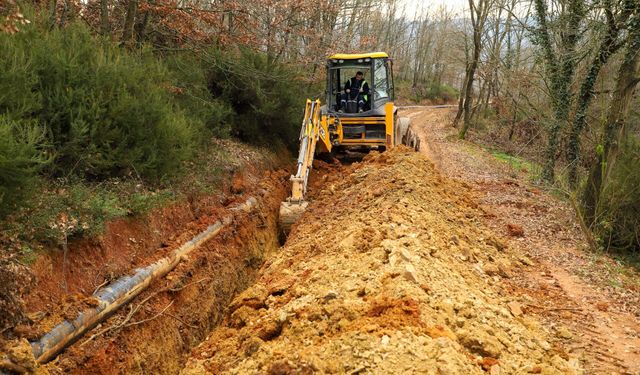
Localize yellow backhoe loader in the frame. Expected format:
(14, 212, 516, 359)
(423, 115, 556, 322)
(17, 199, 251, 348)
(279, 52, 419, 232)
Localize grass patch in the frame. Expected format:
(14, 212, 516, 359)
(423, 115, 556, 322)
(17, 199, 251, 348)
(483, 147, 542, 181)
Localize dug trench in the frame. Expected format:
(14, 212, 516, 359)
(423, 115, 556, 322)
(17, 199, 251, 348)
(3, 158, 291, 374)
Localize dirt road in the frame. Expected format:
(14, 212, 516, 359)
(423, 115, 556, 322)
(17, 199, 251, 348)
(410, 107, 640, 374)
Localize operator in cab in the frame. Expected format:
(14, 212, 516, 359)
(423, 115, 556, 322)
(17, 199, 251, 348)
(340, 71, 370, 113)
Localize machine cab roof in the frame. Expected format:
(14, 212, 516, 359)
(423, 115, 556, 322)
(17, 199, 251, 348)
(328, 52, 389, 60)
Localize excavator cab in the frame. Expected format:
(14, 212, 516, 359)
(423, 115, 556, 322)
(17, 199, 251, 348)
(279, 52, 419, 234)
(317, 52, 412, 153)
(327, 53, 394, 115)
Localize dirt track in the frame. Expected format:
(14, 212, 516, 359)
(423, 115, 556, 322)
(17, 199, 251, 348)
(410, 107, 640, 374)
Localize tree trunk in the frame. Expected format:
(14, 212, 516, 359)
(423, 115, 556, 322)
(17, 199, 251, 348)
(566, 4, 627, 188)
(49, 0, 58, 29)
(453, 75, 466, 127)
(453, 10, 473, 128)
(471, 76, 487, 122)
(583, 6, 640, 223)
(535, 0, 584, 182)
(458, 51, 478, 139)
(121, 0, 138, 45)
(58, 0, 69, 28)
(100, 0, 110, 36)
(458, 0, 489, 139)
(135, 8, 150, 44)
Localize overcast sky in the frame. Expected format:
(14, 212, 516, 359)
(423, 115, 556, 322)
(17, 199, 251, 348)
(399, 0, 468, 18)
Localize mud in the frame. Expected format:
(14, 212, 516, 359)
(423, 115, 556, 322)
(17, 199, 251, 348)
(181, 148, 581, 374)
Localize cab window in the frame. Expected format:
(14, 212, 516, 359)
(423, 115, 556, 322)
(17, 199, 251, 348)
(373, 59, 389, 100)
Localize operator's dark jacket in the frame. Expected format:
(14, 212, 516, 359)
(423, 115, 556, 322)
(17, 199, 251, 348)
(344, 77, 370, 100)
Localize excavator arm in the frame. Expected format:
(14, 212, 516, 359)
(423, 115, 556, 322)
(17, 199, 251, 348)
(279, 99, 322, 232)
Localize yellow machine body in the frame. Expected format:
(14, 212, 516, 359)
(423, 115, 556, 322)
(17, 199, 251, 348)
(315, 102, 396, 154)
(279, 52, 419, 233)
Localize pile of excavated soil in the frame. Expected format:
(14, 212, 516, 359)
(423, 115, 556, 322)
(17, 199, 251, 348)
(181, 147, 582, 375)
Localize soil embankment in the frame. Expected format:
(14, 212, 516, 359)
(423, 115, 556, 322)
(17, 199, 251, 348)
(4, 144, 290, 374)
(181, 147, 581, 374)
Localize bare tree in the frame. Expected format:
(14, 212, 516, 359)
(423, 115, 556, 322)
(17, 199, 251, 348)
(121, 0, 137, 44)
(455, 0, 491, 139)
(100, 0, 109, 36)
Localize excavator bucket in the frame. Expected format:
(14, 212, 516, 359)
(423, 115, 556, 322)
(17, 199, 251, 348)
(279, 201, 309, 234)
(278, 99, 321, 234)
(397, 117, 421, 151)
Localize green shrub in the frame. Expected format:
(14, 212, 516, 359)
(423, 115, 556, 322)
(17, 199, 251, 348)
(0, 12, 300, 245)
(0, 23, 49, 215)
(0, 20, 204, 181)
(204, 48, 307, 150)
(396, 80, 459, 104)
(593, 137, 640, 253)
(427, 83, 458, 102)
(0, 118, 49, 215)
(35, 25, 204, 179)
(164, 52, 234, 137)
(0, 26, 40, 119)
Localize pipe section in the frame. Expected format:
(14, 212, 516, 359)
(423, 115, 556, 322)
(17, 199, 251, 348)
(30, 197, 258, 364)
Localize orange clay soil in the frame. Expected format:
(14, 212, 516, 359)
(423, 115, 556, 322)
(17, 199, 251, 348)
(37, 167, 288, 374)
(181, 147, 582, 375)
